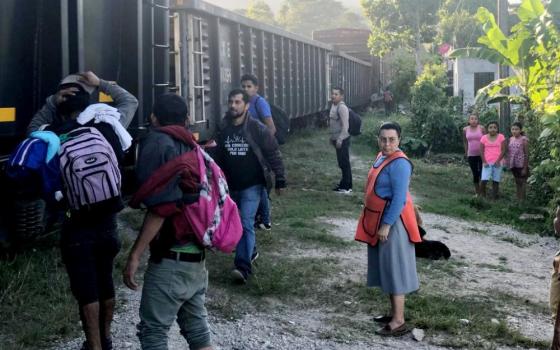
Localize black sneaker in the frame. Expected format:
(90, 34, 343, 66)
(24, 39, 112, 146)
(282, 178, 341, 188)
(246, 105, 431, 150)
(231, 268, 247, 284)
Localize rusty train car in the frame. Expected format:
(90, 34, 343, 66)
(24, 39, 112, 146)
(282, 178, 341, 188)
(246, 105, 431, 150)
(0, 0, 375, 242)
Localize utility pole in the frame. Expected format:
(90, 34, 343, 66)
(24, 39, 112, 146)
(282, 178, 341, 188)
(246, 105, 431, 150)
(498, 0, 511, 134)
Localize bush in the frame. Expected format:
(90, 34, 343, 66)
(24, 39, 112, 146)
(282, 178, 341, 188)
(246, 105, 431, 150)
(410, 63, 463, 153)
(400, 136, 428, 157)
(389, 49, 417, 105)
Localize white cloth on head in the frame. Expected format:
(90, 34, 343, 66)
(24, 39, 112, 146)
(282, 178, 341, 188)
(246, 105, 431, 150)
(77, 103, 132, 151)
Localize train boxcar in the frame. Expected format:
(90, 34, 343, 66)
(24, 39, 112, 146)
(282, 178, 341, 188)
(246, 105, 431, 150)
(0, 0, 374, 154)
(0, 0, 171, 242)
(170, 0, 374, 140)
(0, 0, 375, 243)
(0, 0, 173, 153)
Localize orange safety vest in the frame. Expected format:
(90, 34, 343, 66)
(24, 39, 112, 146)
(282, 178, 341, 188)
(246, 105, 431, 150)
(355, 150, 422, 247)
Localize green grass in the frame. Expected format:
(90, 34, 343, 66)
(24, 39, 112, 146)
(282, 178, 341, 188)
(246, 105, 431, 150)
(354, 111, 551, 235)
(0, 111, 553, 349)
(0, 226, 136, 349)
(0, 247, 80, 349)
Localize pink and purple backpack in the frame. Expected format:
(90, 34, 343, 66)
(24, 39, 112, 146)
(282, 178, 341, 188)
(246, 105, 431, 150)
(130, 126, 242, 253)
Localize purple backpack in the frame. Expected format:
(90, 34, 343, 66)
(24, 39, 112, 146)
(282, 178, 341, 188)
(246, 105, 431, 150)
(59, 127, 121, 209)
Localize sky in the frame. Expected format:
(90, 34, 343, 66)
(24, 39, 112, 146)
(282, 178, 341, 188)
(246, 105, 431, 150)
(204, 0, 364, 13)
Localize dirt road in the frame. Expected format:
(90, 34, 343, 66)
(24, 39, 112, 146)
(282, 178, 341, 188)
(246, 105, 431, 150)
(53, 211, 556, 349)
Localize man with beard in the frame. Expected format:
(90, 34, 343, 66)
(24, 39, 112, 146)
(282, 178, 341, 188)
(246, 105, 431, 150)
(27, 71, 137, 350)
(212, 89, 286, 284)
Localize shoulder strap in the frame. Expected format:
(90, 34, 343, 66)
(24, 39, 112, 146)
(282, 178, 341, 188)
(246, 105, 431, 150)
(336, 104, 340, 120)
(242, 118, 265, 163)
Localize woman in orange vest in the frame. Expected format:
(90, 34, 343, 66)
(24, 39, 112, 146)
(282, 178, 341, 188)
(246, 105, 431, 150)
(355, 122, 421, 337)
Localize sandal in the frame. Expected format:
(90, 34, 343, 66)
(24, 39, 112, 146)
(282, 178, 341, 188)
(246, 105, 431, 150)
(375, 323, 410, 337)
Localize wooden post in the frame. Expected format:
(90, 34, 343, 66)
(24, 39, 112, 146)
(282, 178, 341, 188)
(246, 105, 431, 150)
(498, 0, 511, 134)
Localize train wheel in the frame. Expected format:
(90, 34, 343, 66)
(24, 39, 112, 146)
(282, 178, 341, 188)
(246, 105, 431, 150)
(13, 198, 47, 242)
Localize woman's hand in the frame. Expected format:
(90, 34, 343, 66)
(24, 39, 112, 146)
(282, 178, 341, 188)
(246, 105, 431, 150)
(377, 224, 391, 243)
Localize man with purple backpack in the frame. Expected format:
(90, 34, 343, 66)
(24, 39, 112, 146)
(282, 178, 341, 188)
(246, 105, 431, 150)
(27, 71, 137, 350)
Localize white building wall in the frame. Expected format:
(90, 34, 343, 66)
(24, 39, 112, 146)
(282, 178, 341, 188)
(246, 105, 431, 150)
(453, 58, 499, 109)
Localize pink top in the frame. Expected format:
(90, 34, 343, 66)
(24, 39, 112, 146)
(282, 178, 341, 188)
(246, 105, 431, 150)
(508, 135, 528, 168)
(480, 134, 505, 164)
(465, 126, 483, 156)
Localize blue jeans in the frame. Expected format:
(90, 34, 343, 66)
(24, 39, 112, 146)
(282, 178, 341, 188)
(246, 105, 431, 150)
(256, 187, 270, 224)
(231, 184, 263, 277)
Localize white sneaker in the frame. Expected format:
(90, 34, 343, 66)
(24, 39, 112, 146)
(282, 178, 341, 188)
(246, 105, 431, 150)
(335, 188, 353, 194)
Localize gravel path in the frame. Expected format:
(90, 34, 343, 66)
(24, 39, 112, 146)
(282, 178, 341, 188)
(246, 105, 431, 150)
(52, 211, 557, 349)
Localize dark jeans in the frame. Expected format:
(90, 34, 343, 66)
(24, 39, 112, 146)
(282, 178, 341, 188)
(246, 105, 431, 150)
(467, 156, 482, 183)
(256, 187, 270, 224)
(335, 137, 352, 189)
(384, 101, 392, 116)
(61, 213, 120, 306)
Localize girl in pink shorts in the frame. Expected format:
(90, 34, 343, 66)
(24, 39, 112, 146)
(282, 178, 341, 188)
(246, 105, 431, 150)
(480, 121, 506, 199)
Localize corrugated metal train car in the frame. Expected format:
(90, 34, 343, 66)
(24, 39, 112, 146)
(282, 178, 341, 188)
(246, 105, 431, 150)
(170, 0, 373, 140)
(0, 0, 375, 243)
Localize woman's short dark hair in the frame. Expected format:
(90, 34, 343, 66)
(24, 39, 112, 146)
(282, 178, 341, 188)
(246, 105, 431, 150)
(486, 120, 499, 130)
(152, 93, 189, 126)
(512, 121, 523, 129)
(378, 122, 402, 138)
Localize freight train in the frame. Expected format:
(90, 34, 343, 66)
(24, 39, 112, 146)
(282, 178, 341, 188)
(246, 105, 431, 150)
(0, 0, 376, 243)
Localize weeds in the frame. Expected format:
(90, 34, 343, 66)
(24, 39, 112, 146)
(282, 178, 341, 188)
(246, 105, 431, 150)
(1, 111, 552, 349)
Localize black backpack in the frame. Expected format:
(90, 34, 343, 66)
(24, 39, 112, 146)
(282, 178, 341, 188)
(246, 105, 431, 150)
(270, 104, 290, 144)
(337, 104, 362, 136)
(255, 96, 290, 145)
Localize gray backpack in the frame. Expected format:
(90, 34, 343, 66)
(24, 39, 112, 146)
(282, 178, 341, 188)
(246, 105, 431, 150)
(59, 127, 121, 209)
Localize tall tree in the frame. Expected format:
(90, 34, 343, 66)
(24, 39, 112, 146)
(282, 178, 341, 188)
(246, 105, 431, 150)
(360, 0, 440, 72)
(338, 11, 368, 29)
(246, 0, 276, 25)
(436, 0, 496, 48)
(277, 0, 366, 37)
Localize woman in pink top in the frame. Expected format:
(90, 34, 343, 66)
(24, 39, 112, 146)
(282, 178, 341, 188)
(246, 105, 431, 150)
(508, 122, 529, 201)
(480, 121, 506, 199)
(462, 113, 486, 195)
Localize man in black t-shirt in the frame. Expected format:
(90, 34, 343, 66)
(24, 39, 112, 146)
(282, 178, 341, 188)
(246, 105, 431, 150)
(212, 89, 286, 283)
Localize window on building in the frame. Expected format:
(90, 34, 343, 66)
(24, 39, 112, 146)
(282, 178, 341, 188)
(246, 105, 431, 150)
(474, 72, 495, 96)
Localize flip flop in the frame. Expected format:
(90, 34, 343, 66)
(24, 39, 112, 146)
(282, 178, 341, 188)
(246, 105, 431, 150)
(375, 323, 410, 337)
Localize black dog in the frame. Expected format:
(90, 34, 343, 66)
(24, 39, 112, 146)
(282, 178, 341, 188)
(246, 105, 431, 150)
(415, 226, 451, 260)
